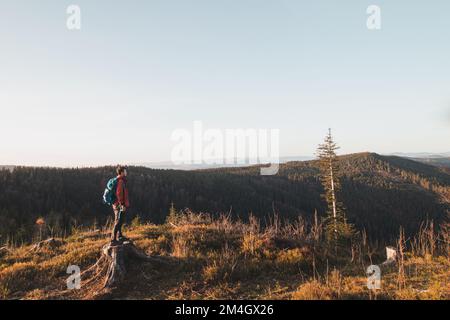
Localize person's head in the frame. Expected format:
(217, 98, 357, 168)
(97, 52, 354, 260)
(116, 165, 127, 177)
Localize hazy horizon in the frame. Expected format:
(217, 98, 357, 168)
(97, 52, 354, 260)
(1, 150, 449, 169)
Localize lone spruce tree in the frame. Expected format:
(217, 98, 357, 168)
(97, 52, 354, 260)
(316, 129, 354, 254)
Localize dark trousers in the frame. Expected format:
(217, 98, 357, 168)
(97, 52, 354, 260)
(111, 206, 124, 240)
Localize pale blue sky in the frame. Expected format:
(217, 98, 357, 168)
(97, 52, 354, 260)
(0, 0, 449, 166)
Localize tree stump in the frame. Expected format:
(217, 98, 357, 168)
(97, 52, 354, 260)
(382, 246, 397, 265)
(100, 240, 175, 289)
(68, 239, 177, 299)
(103, 242, 127, 288)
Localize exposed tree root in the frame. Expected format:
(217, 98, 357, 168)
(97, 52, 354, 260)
(72, 240, 176, 299)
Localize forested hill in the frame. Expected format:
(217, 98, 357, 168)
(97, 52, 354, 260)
(0, 153, 448, 243)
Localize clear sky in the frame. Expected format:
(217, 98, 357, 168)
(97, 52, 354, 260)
(0, 0, 449, 166)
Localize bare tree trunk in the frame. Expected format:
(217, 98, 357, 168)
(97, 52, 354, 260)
(329, 157, 338, 252)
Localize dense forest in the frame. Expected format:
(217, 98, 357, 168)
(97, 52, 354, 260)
(0, 153, 448, 244)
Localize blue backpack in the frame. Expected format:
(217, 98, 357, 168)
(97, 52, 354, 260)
(103, 177, 118, 206)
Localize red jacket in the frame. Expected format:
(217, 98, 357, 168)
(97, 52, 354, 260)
(115, 176, 130, 207)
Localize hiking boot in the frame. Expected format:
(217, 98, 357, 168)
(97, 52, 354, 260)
(110, 239, 120, 246)
(118, 236, 130, 242)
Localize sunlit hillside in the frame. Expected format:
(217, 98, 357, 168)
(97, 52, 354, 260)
(1, 153, 449, 245)
(1, 211, 448, 300)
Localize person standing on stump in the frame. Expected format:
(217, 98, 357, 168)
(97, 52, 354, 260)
(110, 165, 130, 244)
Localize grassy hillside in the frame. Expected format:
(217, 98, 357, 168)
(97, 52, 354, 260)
(0, 211, 448, 300)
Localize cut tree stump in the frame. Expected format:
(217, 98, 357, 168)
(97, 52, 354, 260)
(99, 240, 175, 289)
(382, 246, 397, 265)
(55, 240, 177, 299)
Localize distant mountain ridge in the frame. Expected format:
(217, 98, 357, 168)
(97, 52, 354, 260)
(384, 152, 450, 169)
(135, 156, 314, 170)
(388, 152, 450, 158)
(407, 157, 450, 169)
(136, 153, 450, 170)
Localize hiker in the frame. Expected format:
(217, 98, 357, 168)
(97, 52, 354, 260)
(110, 165, 130, 244)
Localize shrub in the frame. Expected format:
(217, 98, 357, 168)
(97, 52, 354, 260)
(202, 247, 238, 283)
(292, 280, 335, 300)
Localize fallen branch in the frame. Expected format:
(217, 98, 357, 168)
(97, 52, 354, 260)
(29, 238, 63, 252)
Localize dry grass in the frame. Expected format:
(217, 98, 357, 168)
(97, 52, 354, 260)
(0, 212, 448, 300)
